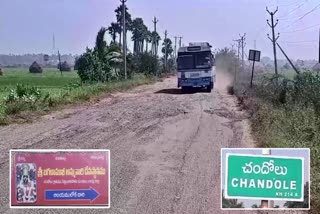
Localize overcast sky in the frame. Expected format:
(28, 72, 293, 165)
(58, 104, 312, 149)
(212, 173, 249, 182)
(0, 0, 320, 60)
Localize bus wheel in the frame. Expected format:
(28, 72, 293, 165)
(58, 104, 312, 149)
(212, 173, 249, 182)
(181, 87, 188, 93)
(206, 85, 212, 93)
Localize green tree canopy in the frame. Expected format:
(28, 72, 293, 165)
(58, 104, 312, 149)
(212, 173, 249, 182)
(161, 38, 173, 58)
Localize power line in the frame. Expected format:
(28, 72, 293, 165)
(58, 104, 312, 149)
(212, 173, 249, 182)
(281, 43, 316, 47)
(295, 3, 320, 21)
(277, 1, 306, 19)
(254, 24, 268, 40)
(281, 3, 320, 30)
(269, 0, 301, 8)
(281, 40, 317, 44)
(280, 23, 320, 33)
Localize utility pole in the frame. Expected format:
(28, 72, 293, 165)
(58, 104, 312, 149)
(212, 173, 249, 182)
(152, 16, 159, 57)
(52, 33, 56, 55)
(178, 37, 183, 48)
(276, 42, 300, 74)
(164, 30, 168, 71)
(58, 50, 62, 76)
(230, 43, 235, 52)
(233, 39, 241, 60)
(318, 28, 320, 63)
(174, 36, 178, 59)
(233, 39, 241, 84)
(261, 149, 274, 208)
(152, 16, 159, 32)
(267, 7, 280, 76)
(121, 0, 127, 79)
(254, 40, 256, 49)
(239, 33, 246, 72)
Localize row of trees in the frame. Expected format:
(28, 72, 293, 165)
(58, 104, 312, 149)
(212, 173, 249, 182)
(107, 5, 162, 56)
(76, 3, 175, 82)
(0, 54, 76, 67)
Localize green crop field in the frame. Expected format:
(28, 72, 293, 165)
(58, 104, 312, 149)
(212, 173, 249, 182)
(0, 68, 153, 124)
(0, 68, 80, 101)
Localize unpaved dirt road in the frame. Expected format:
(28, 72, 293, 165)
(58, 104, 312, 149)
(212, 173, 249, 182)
(0, 73, 281, 214)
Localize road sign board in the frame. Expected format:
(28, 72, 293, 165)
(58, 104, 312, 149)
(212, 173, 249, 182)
(249, 49, 261, 62)
(43, 54, 49, 62)
(225, 153, 304, 201)
(10, 150, 110, 208)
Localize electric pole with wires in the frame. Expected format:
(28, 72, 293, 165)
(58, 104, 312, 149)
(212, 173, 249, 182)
(230, 43, 235, 53)
(233, 39, 241, 84)
(178, 36, 183, 48)
(267, 6, 280, 76)
(164, 30, 168, 71)
(240, 34, 246, 72)
(174, 36, 178, 59)
(121, 0, 127, 79)
(233, 39, 241, 61)
(151, 16, 159, 57)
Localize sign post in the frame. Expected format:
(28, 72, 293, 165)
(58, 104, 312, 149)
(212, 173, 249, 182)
(225, 153, 304, 202)
(248, 49, 261, 88)
(10, 150, 110, 208)
(261, 148, 274, 208)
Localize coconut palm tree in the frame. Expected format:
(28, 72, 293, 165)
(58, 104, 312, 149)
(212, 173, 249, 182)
(145, 30, 152, 53)
(95, 27, 108, 61)
(140, 25, 148, 53)
(162, 38, 174, 59)
(94, 27, 122, 81)
(108, 22, 119, 44)
(131, 18, 146, 55)
(151, 31, 161, 56)
(115, 4, 132, 47)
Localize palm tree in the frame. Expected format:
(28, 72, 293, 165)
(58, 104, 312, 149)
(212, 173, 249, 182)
(131, 18, 146, 55)
(115, 4, 132, 47)
(108, 22, 119, 44)
(162, 38, 173, 59)
(145, 30, 152, 53)
(95, 27, 107, 61)
(151, 31, 161, 56)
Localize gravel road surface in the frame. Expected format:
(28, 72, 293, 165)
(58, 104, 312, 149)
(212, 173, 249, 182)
(0, 73, 304, 214)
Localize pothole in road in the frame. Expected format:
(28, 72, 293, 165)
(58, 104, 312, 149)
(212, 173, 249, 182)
(203, 107, 234, 119)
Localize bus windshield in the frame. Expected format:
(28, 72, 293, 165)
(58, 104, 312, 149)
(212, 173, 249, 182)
(177, 51, 212, 70)
(195, 51, 212, 69)
(177, 55, 194, 70)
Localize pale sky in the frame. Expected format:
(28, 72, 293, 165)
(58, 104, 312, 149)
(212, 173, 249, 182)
(0, 0, 320, 60)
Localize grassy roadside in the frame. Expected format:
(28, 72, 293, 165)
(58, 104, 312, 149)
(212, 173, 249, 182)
(0, 69, 157, 125)
(231, 71, 319, 212)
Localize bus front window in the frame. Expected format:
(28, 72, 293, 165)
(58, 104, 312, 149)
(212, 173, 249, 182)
(177, 55, 194, 70)
(195, 52, 212, 69)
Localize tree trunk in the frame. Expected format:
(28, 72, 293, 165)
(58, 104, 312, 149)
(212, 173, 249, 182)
(134, 40, 137, 55)
(119, 32, 122, 47)
(142, 40, 144, 54)
(113, 33, 116, 44)
(138, 41, 141, 54)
